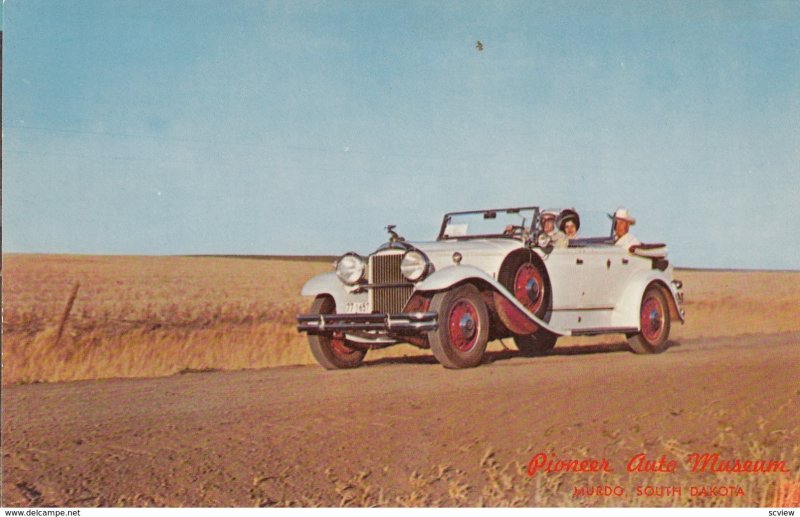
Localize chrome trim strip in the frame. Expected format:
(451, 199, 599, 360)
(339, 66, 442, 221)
(552, 306, 615, 311)
(297, 312, 438, 334)
(571, 327, 638, 336)
(359, 282, 414, 289)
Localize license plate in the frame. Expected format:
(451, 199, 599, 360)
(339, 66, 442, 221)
(345, 301, 370, 313)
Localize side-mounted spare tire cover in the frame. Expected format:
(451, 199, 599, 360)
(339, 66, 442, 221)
(494, 250, 552, 335)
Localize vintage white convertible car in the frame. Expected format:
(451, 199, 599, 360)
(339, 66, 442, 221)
(296, 206, 684, 369)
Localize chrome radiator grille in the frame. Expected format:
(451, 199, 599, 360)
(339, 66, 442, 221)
(369, 253, 413, 314)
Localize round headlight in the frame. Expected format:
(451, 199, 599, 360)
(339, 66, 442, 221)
(335, 253, 366, 285)
(401, 250, 429, 282)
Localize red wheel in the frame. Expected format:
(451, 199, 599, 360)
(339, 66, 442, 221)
(329, 334, 358, 357)
(641, 296, 666, 343)
(628, 287, 671, 354)
(428, 284, 489, 368)
(448, 299, 481, 352)
(307, 296, 366, 369)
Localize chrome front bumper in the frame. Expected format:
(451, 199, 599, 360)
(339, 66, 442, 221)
(296, 311, 438, 334)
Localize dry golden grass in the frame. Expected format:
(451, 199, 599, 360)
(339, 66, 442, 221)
(2, 254, 432, 384)
(670, 269, 800, 338)
(3, 254, 800, 384)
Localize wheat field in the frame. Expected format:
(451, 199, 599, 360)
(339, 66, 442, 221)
(3, 254, 800, 384)
(2, 254, 427, 384)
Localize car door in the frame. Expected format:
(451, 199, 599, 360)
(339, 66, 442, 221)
(579, 247, 621, 309)
(544, 247, 584, 311)
(604, 245, 638, 305)
(581, 244, 640, 305)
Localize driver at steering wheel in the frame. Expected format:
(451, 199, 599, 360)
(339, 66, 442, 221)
(540, 210, 568, 249)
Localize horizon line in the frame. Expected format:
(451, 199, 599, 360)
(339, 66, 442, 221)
(2, 252, 799, 273)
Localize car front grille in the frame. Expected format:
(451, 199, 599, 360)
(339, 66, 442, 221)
(369, 253, 413, 314)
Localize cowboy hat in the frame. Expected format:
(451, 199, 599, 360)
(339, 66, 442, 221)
(608, 207, 636, 224)
(540, 210, 558, 221)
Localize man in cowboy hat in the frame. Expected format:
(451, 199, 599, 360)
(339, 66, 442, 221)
(610, 207, 640, 251)
(540, 210, 568, 248)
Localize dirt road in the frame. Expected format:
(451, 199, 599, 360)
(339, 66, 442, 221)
(3, 332, 799, 507)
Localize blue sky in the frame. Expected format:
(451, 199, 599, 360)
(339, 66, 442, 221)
(3, 1, 799, 268)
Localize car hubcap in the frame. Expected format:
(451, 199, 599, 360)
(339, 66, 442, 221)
(514, 263, 544, 314)
(641, 297, 664, 343)
(449, 300, 479, 352)
(459, 313, 476, 339)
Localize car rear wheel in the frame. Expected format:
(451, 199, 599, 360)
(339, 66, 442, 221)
(428, 284, 489, 369)
(513, 330, 558, 356)
(627, 286, 671, 354)
(307, 296, 367, 369)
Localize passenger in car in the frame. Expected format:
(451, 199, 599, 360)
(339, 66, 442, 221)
(559, 210, 580, 238)
(562, 219, 578, 238)
(541, 211, 568, 248)
(611, 207, 641, 251)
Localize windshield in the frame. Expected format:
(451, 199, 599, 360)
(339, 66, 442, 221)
(437, 207, 538, 240)
(568, 210, 614, 239)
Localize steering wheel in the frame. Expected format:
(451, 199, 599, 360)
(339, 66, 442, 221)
(503, 225, 525, 236)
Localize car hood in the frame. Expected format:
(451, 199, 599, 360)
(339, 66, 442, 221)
(403, 239, 524, 272)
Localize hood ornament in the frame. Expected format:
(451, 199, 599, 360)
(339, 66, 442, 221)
(385, 225, 405, 243)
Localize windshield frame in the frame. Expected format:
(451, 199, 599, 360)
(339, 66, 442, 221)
(436, 206, 540, 241)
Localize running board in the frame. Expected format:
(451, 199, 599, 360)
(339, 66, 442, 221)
(571, 327, 638, 337)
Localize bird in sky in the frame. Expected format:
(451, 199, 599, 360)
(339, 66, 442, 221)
(475, 40, 484, 51)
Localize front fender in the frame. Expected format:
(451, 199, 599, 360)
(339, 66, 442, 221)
(613, 269, 685, 328)
(415, 265, 496, 291)
(301, 272, 340, 297)
(416, 265, 567, 336)
(300, 272, 367, 310)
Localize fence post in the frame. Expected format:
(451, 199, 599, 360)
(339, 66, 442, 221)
(55, 281, 80, 347)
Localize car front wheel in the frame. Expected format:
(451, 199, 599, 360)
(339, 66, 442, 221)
(627, 286, 671, 354)
(307, 296, 367, 369)
(428, 284, 490, 369)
